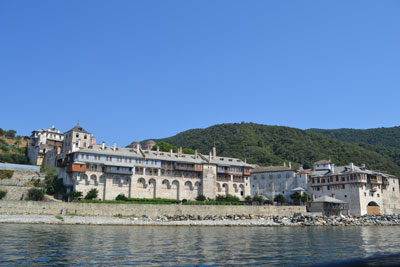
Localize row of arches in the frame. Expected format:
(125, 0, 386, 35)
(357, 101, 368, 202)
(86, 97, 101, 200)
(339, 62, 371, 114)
(217, 182, 245, 197)
(135, 178, 202, 200)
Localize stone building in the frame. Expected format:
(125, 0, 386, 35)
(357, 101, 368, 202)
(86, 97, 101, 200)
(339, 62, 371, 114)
(62, 125, 95, 153)
(56, 142, 253, 201)
(308, 160, 400, 216)
(250, 164, 308, 203)
(28, 126, 64, 166)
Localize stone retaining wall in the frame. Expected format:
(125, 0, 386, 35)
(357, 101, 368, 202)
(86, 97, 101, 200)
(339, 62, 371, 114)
(0, 200, 306, 218)
(0, 186, 29, 201)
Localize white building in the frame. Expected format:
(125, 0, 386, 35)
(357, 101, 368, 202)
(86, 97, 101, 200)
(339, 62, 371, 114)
(28, 126, 64, 166)
(308, 160, 400, 216)
(250, 165, 308, 202)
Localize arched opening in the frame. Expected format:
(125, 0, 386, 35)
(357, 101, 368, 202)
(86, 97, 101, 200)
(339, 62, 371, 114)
(195, 182, 202, 197)
(172, 180, 180, 200)
(222, 183, 229, 195)
(217, 183, 222, 192)
(149, 178, 156, 198)
(184, 181, 193, 191)
(367, 201, 381, 215)
(90, 174, 98, 186)
(239, 184, 245, 197)
(137, 178, 146, 188)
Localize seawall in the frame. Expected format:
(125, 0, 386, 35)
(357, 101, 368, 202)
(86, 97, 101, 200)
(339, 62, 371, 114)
(0, 201, 306, 218)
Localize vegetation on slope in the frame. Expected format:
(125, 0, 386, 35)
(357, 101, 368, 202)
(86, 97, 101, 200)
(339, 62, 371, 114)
(308, 127, 400, 149)
(146, 123, 400, 177)
(0, 128, 29, 164)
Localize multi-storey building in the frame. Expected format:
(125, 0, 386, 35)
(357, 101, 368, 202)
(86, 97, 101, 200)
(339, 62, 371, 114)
(250, 164, 308, 202)
(28, 126, 64, 166)
(56, 141, 254, 201)
(308, 160, 400, 216)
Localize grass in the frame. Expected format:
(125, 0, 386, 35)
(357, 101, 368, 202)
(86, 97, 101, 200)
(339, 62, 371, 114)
(74, 198, 249, 206)
(55, 215, 64, 221)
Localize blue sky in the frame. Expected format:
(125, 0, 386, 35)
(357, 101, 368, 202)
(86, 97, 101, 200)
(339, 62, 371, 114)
(0, 1, 399, 145)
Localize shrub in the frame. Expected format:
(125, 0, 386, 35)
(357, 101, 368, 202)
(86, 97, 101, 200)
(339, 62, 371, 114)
(182, 199, 187, 203)
(245, 195, 253, 204)
(116, 194, 128, 201)
(252, 195, 265, 204)
(85, 188, 98, 200)
(0, 170, 13, 179)
(216, 194, 241, 203)
(68, 191, 83, 201)
(195, 194, 206, 201)
(274, 194, 286, 204)
(27, 188, 44, 201)
(0, 190, 7, 200)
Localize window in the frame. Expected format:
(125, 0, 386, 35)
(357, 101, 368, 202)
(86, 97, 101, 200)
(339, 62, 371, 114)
(76, 133, 79, 138)
(278, 175, 281, 178)
(342, 184, 345, 189)
(377, 194, 380, 197)
(84, 135, 87, 139)
(364, 192, 367, 196)
(327, 186, 330, 190)
(344, 195, 347, 198)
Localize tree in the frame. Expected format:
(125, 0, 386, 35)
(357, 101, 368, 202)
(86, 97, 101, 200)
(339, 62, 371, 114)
(252, 195, 265, 205)
(41, 166, 65, 195)
(301, 193, 310, 203)
(85, 188, 98, 200)
(274, 194, 286, 204)
(182, 148, 195, 155)
(245, 195, 253, 204)
(152, 142, 178, 153)
(27, 188, 44, 201)
(5, 130, 16, 138)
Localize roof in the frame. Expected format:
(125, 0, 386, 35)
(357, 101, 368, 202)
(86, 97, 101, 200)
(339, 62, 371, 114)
(66, 125, 90, 134)
(313, 196, 347, 204)
(313, 159, 331, 165)
(291, 187, 306, 192)
(77, 144, 254, 167)
(251, 166, 292, 173)
(309, 164, 396, 178)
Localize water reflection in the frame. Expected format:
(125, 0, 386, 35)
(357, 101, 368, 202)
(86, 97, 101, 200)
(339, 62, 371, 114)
(0, 225, 399, 266)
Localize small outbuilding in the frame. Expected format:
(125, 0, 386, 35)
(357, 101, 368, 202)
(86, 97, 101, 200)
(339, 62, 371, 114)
(307, 196, 349, 216)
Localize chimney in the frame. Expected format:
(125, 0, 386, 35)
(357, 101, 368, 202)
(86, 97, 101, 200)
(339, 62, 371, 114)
(170, 149, 173, 157)
(156, 146, 160, 155)
(136, 144, 140, 151)
(350, 162, 354, 171)
(209, 151, 212, 161)
(331, 163, 335, 173)
(113, 142, 116, 151)
(212, 147, 216, 158)
(178, 147, 182, 158)
(102, 141, 105, 150)
(299, 164, 304, 171)
(289, 162, 292, 169)
(194, 149, 198, 159)
(312, 194, 316, 201)
(332, 194, 336, 199)
(284, 162, 286, 167)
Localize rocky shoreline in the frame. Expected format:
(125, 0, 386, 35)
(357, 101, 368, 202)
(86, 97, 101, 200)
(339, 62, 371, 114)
(1, 214, 400, 226)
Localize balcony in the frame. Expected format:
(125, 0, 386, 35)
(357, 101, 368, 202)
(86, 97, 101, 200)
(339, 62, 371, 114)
(104, 166, 133, 175)
(67, 163, 86, 172)
(175, 165, 195, 171)
(233, 178, 244, 183)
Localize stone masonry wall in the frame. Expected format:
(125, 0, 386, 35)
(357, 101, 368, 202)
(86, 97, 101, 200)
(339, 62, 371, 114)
(0, 200, 306, 219)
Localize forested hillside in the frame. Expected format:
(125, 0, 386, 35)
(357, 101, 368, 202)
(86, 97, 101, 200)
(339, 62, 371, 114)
(308, 127, 400, 149)
(144, 123, 400, 177)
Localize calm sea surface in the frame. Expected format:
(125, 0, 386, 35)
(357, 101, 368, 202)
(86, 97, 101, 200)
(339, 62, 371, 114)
(0, 224, 400, 266)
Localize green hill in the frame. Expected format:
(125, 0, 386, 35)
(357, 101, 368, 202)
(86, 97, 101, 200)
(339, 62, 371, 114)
(144, 123, 400, 177)
(308, 127, 400, 149)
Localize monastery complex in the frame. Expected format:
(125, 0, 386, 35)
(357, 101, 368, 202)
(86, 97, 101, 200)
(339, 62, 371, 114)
(27, 125, 400, 216)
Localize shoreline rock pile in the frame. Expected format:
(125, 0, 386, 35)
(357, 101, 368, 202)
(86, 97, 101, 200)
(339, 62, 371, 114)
(150, 214, 400, 226)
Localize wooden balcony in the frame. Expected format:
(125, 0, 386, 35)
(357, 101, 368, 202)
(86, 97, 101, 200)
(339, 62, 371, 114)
(67, 164, 86, 172)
